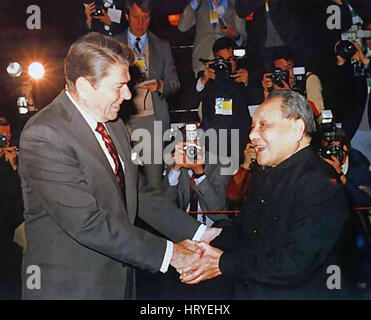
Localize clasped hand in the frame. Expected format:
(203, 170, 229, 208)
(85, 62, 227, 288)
(177, 241, 223, 285)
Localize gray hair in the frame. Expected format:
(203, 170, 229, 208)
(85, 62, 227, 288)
(268, 90, 317, 136)
(65, 32, 135, 92)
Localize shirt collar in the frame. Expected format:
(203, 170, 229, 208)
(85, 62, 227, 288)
(65, 90, 98, 132)
(127, 30, 147, 49)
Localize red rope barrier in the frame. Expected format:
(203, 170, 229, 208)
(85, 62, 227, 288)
(186, 207, 371, 215)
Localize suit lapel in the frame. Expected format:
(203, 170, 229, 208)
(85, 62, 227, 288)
(147, 32, 157, 80)
(58, 91, 129, 218)
(107, 120, 138, 224)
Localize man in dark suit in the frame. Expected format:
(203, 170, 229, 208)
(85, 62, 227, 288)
(115, 0, 180, 190)
(18, 32, 221, 299)
(179, 90, 350, 299)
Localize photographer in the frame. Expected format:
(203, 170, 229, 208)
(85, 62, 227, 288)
(333, 34, 370, 141)
(196, 37, 252, 163)
(84, 0, 127, 37)
(318, 127, 371, 296)
(178, 0, 246, 75)
(261, 46, 325, 122)
(319, 128, 371, 207)
(0, 112, 24, 299)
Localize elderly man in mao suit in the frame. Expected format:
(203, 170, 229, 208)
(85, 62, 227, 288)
(18, 32, 221, 300)
(115, 0, 180, 190)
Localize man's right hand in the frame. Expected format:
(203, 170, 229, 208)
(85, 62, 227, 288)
(84, 2, 96, 29)
(170, 239, 203, 270)
(241, 143, 257, 170)
(200, 62, 216, 86)
(173, 142, 204, 172)
(1, 146, 18, 170)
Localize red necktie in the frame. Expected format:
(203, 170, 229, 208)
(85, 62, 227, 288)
(189, 175, 198, 213)
(95, 123, 126, 201)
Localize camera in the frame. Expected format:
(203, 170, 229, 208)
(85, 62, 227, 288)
(90, 0, 113, 16)
(199, 57, 233, 82)
(337, 25, 371, 60)
(200, 48, 246, 82)
(183, 123, 202, 161)
(0, 133, 8, 148)
(318, 110, 345, 163)
(210, 57, 233, 81)
(291, 67, 307, 96)
(269, 68, 290, 87)
(335, 40, 357, 60)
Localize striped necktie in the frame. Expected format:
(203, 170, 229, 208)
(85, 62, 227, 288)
(95, 122, 126, 201)
(135, 37, 141, 54)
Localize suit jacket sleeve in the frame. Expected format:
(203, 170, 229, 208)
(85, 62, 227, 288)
(194, 165, 229, 212)
(160, 41, 180, 97)
(235, 0, 265, 18)
(19, 122, 168, 273)
(137, 188, 201, 242)
(178, 3, 197, 33)
(218, 171, 349, 285)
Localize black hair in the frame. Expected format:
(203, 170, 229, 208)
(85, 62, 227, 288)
(212, 37, 236, 55)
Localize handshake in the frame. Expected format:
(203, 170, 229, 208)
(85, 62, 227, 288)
(170, 228, 224, 285)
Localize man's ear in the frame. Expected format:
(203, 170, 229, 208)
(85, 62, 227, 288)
(75, 77, 93, 101)
(293, 118, 305, 142)
(125, 13, 129, 21)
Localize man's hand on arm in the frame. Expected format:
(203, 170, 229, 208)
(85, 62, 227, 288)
(178, 241, 223, 284)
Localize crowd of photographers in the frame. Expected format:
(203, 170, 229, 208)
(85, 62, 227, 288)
(0, 0, 371, 299)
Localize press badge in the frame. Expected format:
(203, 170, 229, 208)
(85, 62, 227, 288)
(215, 98, 233, 115)
(134, 57, 148, 73)
(107, 6, 122, 24)
(209, 11, 219, 24)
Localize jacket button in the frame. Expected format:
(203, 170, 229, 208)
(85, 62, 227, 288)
(261, 199, 266, 205)
(273, 216, 278, 221)
(252, 228, 258, 235)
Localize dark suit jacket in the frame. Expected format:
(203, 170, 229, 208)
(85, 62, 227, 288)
(212, 147, 350, 299)
(115, 30, 180, 130)
(18, 91, 200, 299)
(345, 149, 371, 208)
(235, 0, 353, 66)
